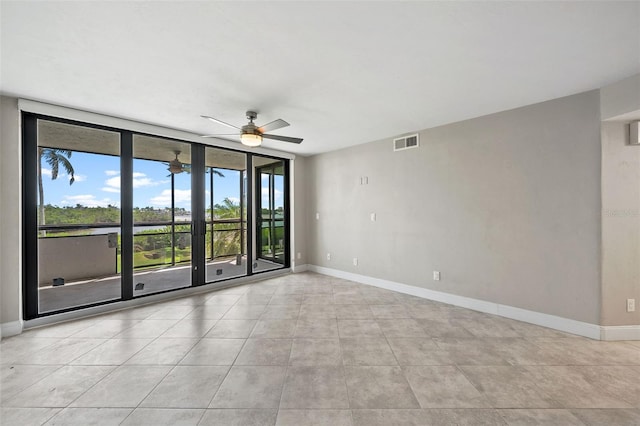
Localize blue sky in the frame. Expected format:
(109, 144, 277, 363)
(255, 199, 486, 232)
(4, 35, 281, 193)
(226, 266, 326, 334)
(40, 152, 244, 210)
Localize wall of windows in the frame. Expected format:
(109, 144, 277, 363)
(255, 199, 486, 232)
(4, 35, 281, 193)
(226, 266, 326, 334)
(22, 113, 290, 319)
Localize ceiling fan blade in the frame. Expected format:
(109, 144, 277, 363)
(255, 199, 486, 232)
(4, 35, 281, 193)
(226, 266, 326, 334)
(262, 133, 303, 144)
(201, 115, 240, 130)
(201, 134, 240, 138)
(258, 119, 289, 133)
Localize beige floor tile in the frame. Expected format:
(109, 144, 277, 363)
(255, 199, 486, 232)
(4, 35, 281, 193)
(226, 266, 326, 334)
(369, 304, 410, 319)
(21, 320, 97, 338)
(523, 366, 633, 408)
(5, 365, 114, 407)
(303, 294, 334, 305)
(281, 366, 349, 409)
(289, 339, 342, 366)
(333, 293, 365, 305)
(335, 305, 373, 319)
(337, 320, 383, 338)
(120, 408, 204, 425)
(0, 337, 59, 365)
(199, 408, 277, 425)
(113, 319, 180, 339)
(251, 320, 297, 338)
(205, 320, 256, 338)
(377, 319, 428, 338)
(235, 294, 273, 304)
(419, 318, 475, 338)
(204, 294, 242, 305)
(351, 409, 429, 426)
(70, 365, 170, 408)
(269, 295, 303, 305)
(0, 364, 61, 404)
(185, 305, 231, 320)
(222, 304, 267, 320)
(160, 318, 217, 338)
(498, 408, 585, 425)
(71, 339, 152, 365)
(141, 365, 229, 408)
(276, 409, 353, 426)
(70, 319, 141, 339)
(387, 338, 451, 366)
(235, 339, 292, 365)
(180, 339, 244, 365)
(262, 304, 301, 319)
(340, 338, 398, 366)
(570, 408, 640, 426)
(0, 408, 61, 426)
(146, 305, 196, 320)
(403, 366, 490, 408)
(44, 407, 132, 425)
(125, 338, 198, 365)
(295, 319, 339, 338)
(210, 366, 286, 408)
(299, 304, 337, 319)
(344, 366, 419, 409)
(459, 366, 558, 408)
(17, 338, 106, 365)
(433, 338, 511, 365)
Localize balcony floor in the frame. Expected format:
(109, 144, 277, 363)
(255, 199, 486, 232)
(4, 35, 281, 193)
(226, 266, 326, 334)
(38, 257, 283, 314)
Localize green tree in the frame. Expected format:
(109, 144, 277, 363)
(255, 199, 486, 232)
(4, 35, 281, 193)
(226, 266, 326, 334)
(38, 148, 75, 228)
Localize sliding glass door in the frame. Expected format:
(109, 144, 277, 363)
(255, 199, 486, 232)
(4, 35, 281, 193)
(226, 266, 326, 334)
(254, 156, 288, 272)
(23, 113, 290, 320)
(132, 135, 192, 295)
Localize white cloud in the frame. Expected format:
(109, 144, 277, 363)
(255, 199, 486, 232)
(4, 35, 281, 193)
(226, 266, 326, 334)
(102, 172, 168, 193)
(41, 168, 52, 177)
(105, 170, 119, 176)
(74, 174, 87, 182)
(150, 189, 191, 206)
(227, 197, 240, 204)
(62, 194, 117, 208)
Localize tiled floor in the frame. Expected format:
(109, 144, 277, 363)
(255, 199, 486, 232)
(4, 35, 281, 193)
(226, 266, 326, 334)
(2, 272, 640, 425)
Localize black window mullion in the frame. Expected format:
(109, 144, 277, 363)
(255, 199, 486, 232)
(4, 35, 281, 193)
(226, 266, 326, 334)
(247, 153, 254, 276)
(120, 132, 133, 300)
(22, 113, 39, 320)
(191, 144, 205, 286)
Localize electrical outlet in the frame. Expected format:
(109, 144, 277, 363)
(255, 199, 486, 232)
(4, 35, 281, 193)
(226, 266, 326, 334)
(315, 212, 320, 220)
(327, 253, 331, 261)
(433, 271, 440, 281)
(370, 213, 376, 222)
(353, 257, 358, 266)
(627, 299, 636, 312)
(297, 252, 301, 259)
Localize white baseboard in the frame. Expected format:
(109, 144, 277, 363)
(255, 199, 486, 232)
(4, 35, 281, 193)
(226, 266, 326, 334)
(1, 320, 24, 338)
(307, 265, 620, 341)
(293, 264, 309, 273)
(600, 325, 640, 341)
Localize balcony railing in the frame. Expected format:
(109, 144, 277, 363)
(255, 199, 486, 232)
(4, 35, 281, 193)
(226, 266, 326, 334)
(37, 219, 247, 285)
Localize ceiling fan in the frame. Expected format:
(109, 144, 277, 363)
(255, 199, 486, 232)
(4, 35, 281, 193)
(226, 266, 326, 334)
(201, 110, 303, 147)
(167, 151, 187, 174)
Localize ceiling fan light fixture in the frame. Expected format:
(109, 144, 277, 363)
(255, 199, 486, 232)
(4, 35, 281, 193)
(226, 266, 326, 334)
(241, 133, 262, 147)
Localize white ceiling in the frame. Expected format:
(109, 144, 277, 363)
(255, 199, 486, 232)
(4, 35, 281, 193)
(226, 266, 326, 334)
(1, 1, 639, 155)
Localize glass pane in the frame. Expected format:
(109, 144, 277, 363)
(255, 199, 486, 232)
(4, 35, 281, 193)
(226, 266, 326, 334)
(254, 156, 287, 273)
(36, 120, 121, 313)
(132, 135, 191, 295)
(205, 147, 247, 282)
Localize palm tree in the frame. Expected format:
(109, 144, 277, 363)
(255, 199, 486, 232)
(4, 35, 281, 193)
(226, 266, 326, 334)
(38, 148, 75, 229)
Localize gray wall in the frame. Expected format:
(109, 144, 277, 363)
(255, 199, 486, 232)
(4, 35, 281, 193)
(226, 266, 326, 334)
(293, 156, 308, 268)
(307, 90, 602, 324)
(0, 96, 22, 328)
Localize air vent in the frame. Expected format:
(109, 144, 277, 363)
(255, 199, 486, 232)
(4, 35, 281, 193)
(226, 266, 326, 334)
(393, 134, 419, 151)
